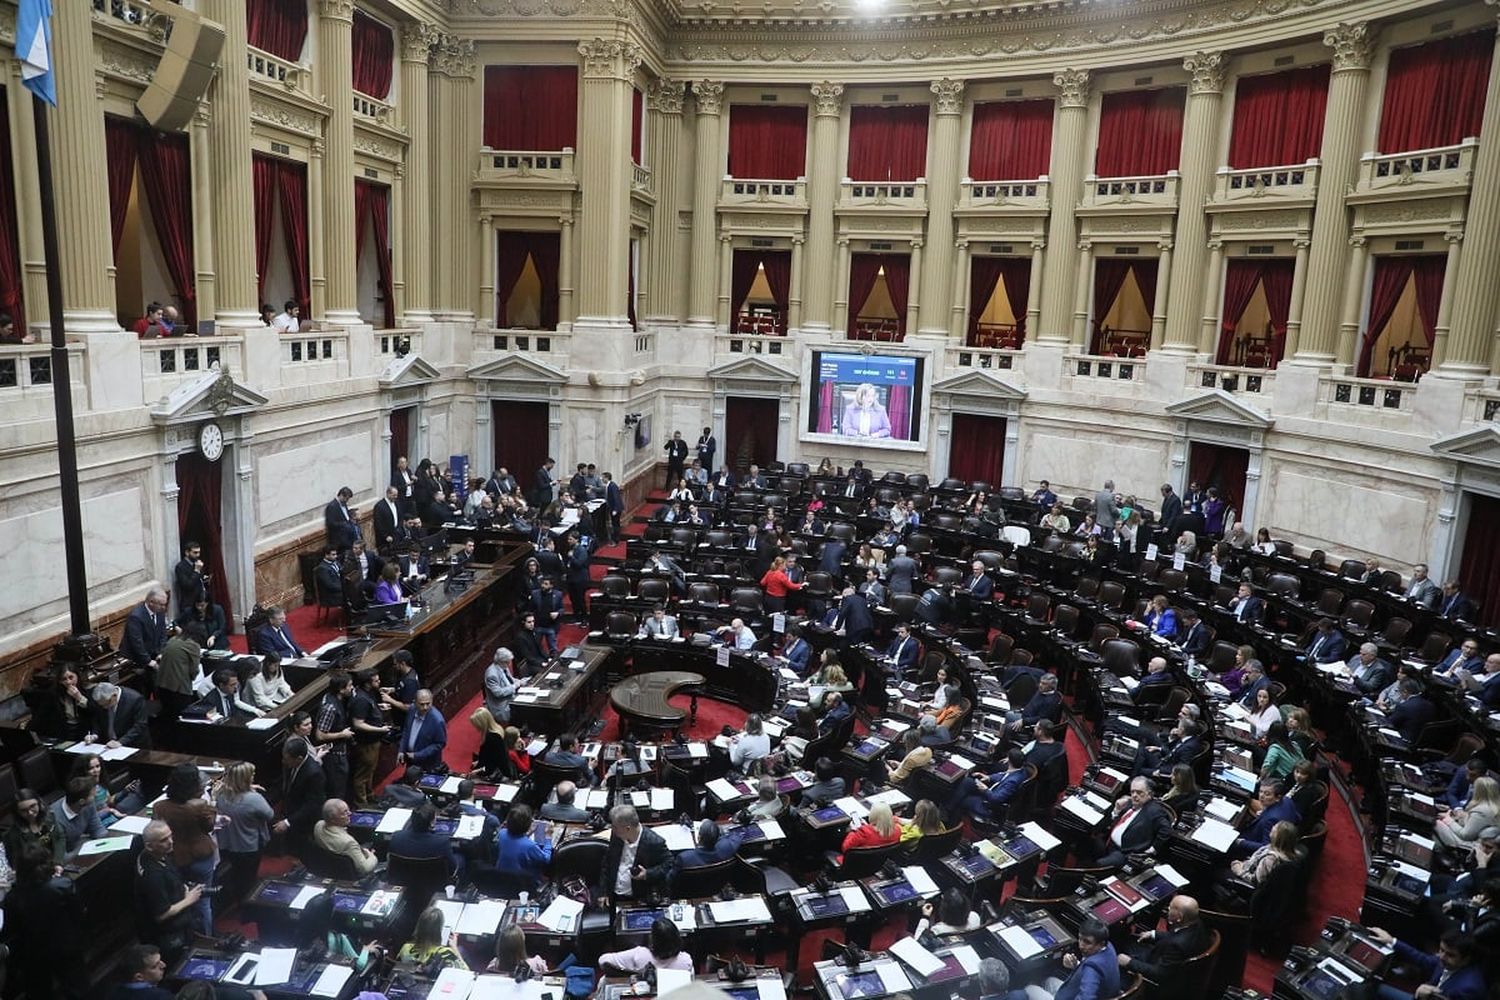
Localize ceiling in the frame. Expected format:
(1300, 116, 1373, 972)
(658, 0, 1094, 25)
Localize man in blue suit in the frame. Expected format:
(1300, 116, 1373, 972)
(1367, 929, 1487, 1000)
(1234, 662, 1271, 707)
(677, 819, 743, 870)
(253, 607, 305, 659)
(782, 630, 812, 675)
(122, 587, 171, 674)
(1226, 582, 1265, 625)
(965, 560, 995, 601)
(1011, 674, 1063, 732)
(1234, 778, 1300, 854)
(603, 471, 624, 543)
(1302, 618, 1348, 664)
(1033, 918, 1120, 1000)
(324, 487, 360, 548)
(397, 689, 447, 771)
(947, 748, 1027, 823)
(1176, 609, 1211, 660)
(884, 623, 920, 676)
(833, 587, 874, 647)
(1436, 638, 1484, 677)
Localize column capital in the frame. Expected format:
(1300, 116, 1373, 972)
(1444, 228, 1465, 244)
(1293, 237, 1312, 250)
(1077, 238, 1093, 252)
(837, 236, 851, 247)
(1323, 21, 1376, 72)
(955, 238, 970, 251)
(648, 79, 686, 115)
(400, 20, 440, 63)
(1348, 233, 1368, 248)
(1157, 238, 1175, 252)
(578, 38, 643, 80)
(558, 214, 576, 228)
(1183, 51, 1228, 95)
(1031, 239, 1047, 252)
(430, 34, 476, 78)
(719, 232, 733, 244)
(1206, 239, 1224, 252)
(930, 78, 966, 116)
(791, 233, 806, 245)
(1053, 68, 1090, 109)
(811, 81, 845, 118)
(692, 80, 726, 116)
(317, 0, 355, 23)
(910, 237, 925, 250)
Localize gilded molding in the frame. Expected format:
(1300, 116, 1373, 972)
(1053, 68, 1089, 109)
(930, 78, 966, 115)
(430, 34, 477, 78)
(578, 38, 644, 79)
(692, 79, 726, 116)
(810, 81, 844, 118)
(1323, 21, 1375, 72)
(647, 79, 685, 115)
(1183, 51, 1227, 95)
(400, 21, 440, 63)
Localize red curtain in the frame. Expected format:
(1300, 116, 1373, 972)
(0, 90, 23, 326)
(1411, 255, 1449, 349)
(1227, 65, 1330, 169)
(847, 105, 929, 182)
(136, 130, 197, 327)
(494, 231, 530, 327)
(252, 154, 278, 301)
(761, 252, 791, 319)
(1090, 258, 1135, 354)
(948, 413, 1006, 485)
(1095, 88, 1185, 177)
(730, 250, 766, 326)
(1134, 260, 1158, 325)
(1261, 259, 1295, 364)
(887, 384, 912, 441)
(1188, 443, 1249, 513)
(882, 255, 911, 337)
(1459, 493, 1500, 627)
(817, 380, 834, 434)
(968, 99, 1054, 180)
(275, 161, 310, 314)
(482, 66, 579, 151)
(176, 453, 231, 619)
(846, 254, 885, 336)
(389, 407, 411, 477)
(246, 0, 308, 62)
(1378, 29, 1496, 154)
(728, 105, 809, 180)
(104, 117, 139, 256)
(1357, 257, 1415, 376)
(631, 88, 643, 165)
(351, 10, 393, 100)
(967, 256, 1007, 337)
(491, 400, 549, 488)
(354, 179, 394, 328)
(1216, 260, 1265, 364)
(999, 258, 1032, 336)
(528, 233, 561, 330)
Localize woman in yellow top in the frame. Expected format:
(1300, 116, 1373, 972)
(396, 906, 469, 970)
(898, 799, 945, 843)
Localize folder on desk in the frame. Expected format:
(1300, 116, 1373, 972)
(998, 924, 1044, 959)
(656, 823, 696, 851)
(889, 936, 944, 977)
(375, 808, 413, 834)
(457, 899, 507, 936)
(1191, 819, 1238, 852)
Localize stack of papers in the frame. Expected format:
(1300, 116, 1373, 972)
(375, 808, 413, 834)
(1019, 822, 1062, 851)
(245, 717, 281, 730)
(457, 899, 507, 936)
(998, 924, 1045, 959)
(362, 890, 399, 917)
(110, 815, 151, 835)
(755, 819, 786, 841)
(1060, 796, 1105, 825)
(455, 814, 486, 840)
(1191, 818, 1239, 852)
(77, 836, 135, 856)
(707, 896, 772, 923)
(888, 936, 944, 977)
(901, 865, 940, 897)
(310, 965, 353, 998)
(536, 895, 583, 933)
(707, 778, 745, 801)
(289, 885, 328, 911)
(832, 796, 869, 819)
(656, 824, 696, 851)
(1204, 797, 1242, 822)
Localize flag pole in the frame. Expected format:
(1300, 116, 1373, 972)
(32, 95, 90, 636)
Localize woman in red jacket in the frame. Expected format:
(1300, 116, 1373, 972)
(759, 555, 804, 613)
(837, 802, 900, 863)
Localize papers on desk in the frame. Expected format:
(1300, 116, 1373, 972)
(756, 819, 786, 841)
(1120, 676, 1140, 692)
(902, 865, 941, 897)
(1222, 701, 1250, 721)
(1155, 863, 1190, 888)
(657, 824, 696, 851)
(435, 899, 466, 937)
(687, 742, 709, 759)
(290, 885, 328, 911)
(889, 935, 945, 978)
(1204, 681, 1231, 699)
(110, 814, 151, 835)
(763, 718, 787, 740)
(583, 788, 611, 810)
(225, 953, 260, 986)
(65, 741, 110, 755)
(245, 717, 281, 730)
(998, 923, 1046, 959)
(514, 688, 545, 703)
(458, 899, 508, 936)
(866, 788, 912, 810)
(1217, 764, 1259, 792)
(310, 964, 354, 998)
(435, 775, 464, 794)
(716, 646, 732, 668)
(1204, 797, 1243, 823)
(838, 884, 872, 913)
(362, 890, 399, 917)
(455, 814, 487, 840)
(375, 807, 413, 834)
(832, 795, 869, 820)
(873, 961, 912, 993)
(947, 754, 976, 771)
(469, 977, 551, 1000)
(1408, 791, 1436, 808)
(255, 947, 298, 985)
(1060, 795, 1106, 826)
(707, 778, 745, 802)
(487, 783, 520, 803)
(537, 894, 584, 933)
(1401, 831, 1436, 851)
(980, 695, 1009, 712)
(712, 734, 733, 750)
(1191, 818, 1239, 852)
(431, 968, 477, 1000)
(77, 835, 135, 856)
(1019, 822, 1061, 852)
(707, 896, 772, 924)
(657, 969, 694, 995)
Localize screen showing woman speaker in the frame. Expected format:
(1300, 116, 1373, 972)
(807, 351, 925, 445)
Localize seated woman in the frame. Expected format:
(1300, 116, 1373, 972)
(1436, 776, 1500, 851)
(247, 655, 293, 710)
(745, 777, 785, 820)
(1073, 513, 1102, 538)
(899, 799, 946, 844)
(836, 802, 900, 864)
(493, 804, 553, 893)
(1230, 819, 1300, 886)
(373, 563, 408, 605)
(599, 916, 694, 973)
(176, 596, 230, 651)
(1252, 528, 1277, 556)
(1285, 707, 1319, 760)
(1176, 530, 1199, 562)
(1218, 644, 1256, 697)
(468, 707, 510, 775)
(1141, 595, 1178, 639)
(504, 726, 532, 776)
(1246, 686, 1282, 740)
(24, 666, 91, 743)
(298, 892, 382, 971)
(1259, 722, 1304, 782)
(729, 714, 771, 773)
(396, 906, 468, 970)
(487, 926, 549, 978)
(1041, 503, 1072, 534)
(780, 706, 820, 765)
(4, 789, 64, 871)
(917, 887, 983, 935)
(1161, 763, 1204, 818)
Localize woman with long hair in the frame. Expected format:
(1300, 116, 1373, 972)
(1437, 776, 1500, 850)
(488, 926, 550, 977)
(468, 706, 509, 775)
(899, 799, 946, 843)
(213, 761, 273, 905)
(759, 555, 803, 613)
(248, 655, 293, 710)
(1247, 686, 1282, 740)
(839, 801, 900, 862)
(4, 789, 64, 870)
(598, 916, 694, 972)
(1162, 764, 1202, 816)
(397, 906, 468, 969)
(1232, 820, 1300, 885)
(1259, 722, 1303, 782)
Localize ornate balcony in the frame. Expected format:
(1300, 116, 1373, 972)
(958, 178, 1050, 214)
(141, 336, 245, 403)
(718, 177, 808, 212)
(280, 331, 350, 385)
(474, 149, 577, 187)
(1079, 172, 1179, 212)
(631, 163, 653, 195)
(1209, 161, 1319, 208)
(837, 179, 928, 214)
(353, 92, 394, 127)
(1353, 141, 1478, 199)
(247, 46, 309, 97)
(1187, 363, 1274, 398)
(472, 328, 571, 371)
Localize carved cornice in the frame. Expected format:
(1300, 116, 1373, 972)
(430, 33, 477, 78)
(1183, 50, 1227, 95)
(647, 78, 685, 114)
(578, 38, 644, 79)
(249, 94, 324, 137)
(810, 81, 844, 118)
(400, 21, 440, 63)
(1054, 68, 1089, 109)
(692, 79, 725, 116)
(318, 0, 356, 24)
(931, 78, 965, 115)
(1323, 21, 1375, 72)
(451, 0, 631, 16)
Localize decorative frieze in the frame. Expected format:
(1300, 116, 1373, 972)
(578, 38, 643, 79)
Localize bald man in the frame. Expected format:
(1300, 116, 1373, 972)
(1117, 895, 1209, 993)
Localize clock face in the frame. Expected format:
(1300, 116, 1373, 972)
(199, 422, 225, 461)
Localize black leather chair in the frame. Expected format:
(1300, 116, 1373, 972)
(672, 856, 737, 898)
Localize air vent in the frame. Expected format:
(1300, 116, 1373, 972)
(990, 245, 1014, 254)
(1431, 19, 1453, 33)
(1003, 88, 1024, 98)
(363, 168, 379, 179)
(869, 241, 893, 251)
(750, 238, 774, 248)
(881, 94, 901, 103)
(271, 141, 290, 155)
(1273, 55, 1295, 67)
(1395, 239, 1426, 251)
(760, 94, 778, 102)
(1133, 76, 1153, 87)
(1247, 244, 1276, 255)
(1114, 246, 1139, 255)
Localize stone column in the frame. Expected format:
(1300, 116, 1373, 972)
(49, 0, 118, 328)
(1037, 69, 1090, 345)
(686, 80, 724, 328)
(477, 214, 495, 325)
(1282, 238, 1311, 358)
(1335, 235, 1370, 368)
(575, 39, 641, 325)
(1025, 239, 1045, 341)
(906, 239, 924, 338)
(398, 20, 436, 323)
(1151, 241, 1173, 347)
(1438, 11, 1500, 376)
(317, 0, 359, 324)
(428, 34, 477, 320)
(1071, 240, 1094, 349)
(1197, 240, 1225, 354)
(802, 82, 844, 333)
(1162, 51, 1227, 354)
(558, 215, 575, 328)
(1429, 230, 1465, 369)
(5, 70, 45, 329)
(189, 105, 217, 325)
(716, 233, 733, 329)
(307, 140, 326, 319)
(788, 235, 805, 332)
(645, 80, 685, 322)
(833, 237, 852, 334)
(200, 0, 258, 328)
(949, 240, 971, 340)
(917, 79, 964, 336)
(1293, 22, 1375, 366)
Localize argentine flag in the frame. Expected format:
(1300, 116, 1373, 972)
(15, 0, 55, 106)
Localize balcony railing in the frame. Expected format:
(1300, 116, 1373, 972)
(1188, 363, 1273, 397)
(0, 342, 86, 419)
(475, 149, 577, 185)
(718, 177, 808, 210)
(838, 179, 928, 211)
(1356, 140, 1478, 195)
(1080, 171, 1180, 210)
(1065, 353, 1145, 383)
(958, 177, 1050, 212)
(1318, 374, 1415, 415)
(1463, 387, 1500, 425)
(141, 336, 245, 401)
(474, 328, 570, 368)
(247, 46, 308, 96)
(375, 329, 420, 358)
(281, 331, 349, 384)
(631, 163, 653, 194)
(720, 314, 788, 357)
(1211, 160, 1319, 205)
(947, 346, 1020, 372)
(93, 0, 171, 39)
(354, 92, 394, 126)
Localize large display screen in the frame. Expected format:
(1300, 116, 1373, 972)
(806, 351, 924, 445)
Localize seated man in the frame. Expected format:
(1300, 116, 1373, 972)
(1234, 779, 1300, 855)
(638, 605, 680, 639)
(782, 629, 812, 675)
(819, 691, 852, 733)
(1090, 777, 1172, 868)
(312, 798, 378, 875)
(1176, 610, 1211, 661)
(50, 776, 105, 853)
(886, 730, 933, 784)
(1009, 674, 1062, 732)
(946, 748, 1028, 824)
(252, 606, 305, 659)
(915, 712, 952, 747)
(1459, 653, 1500, 709)
(1226, 582, 1265, 624)
(1024, 918, 1120, 1000)
(883, 623, 920, 677)
(1439, 759, 1488, 810)
(1303, 617, 1348, 665)
(383, 765, 429, 808)
(1386, 678, 1437, 743)
(1134, 720, 1204, 778)
(1133, 657, 1176, 701)
(542, 734, 594, 786)
(1025, 720, 1069, 774)
(493, 803, 553, 892)
(539, 781, 591, 823)
(1437, 638, 1485, 677)
(676, 818, 743, 869)
(718, 618, 757, 651)
(185, 667, 264, 721)
(1349, 642, 1395, 696)
(389, 800, 461, 875)
(1364, 928, 1486, 1000)
(800, 756, 847, 806)
(1117, 895, 1210, 995)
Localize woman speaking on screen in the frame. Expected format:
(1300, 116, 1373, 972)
(841, 383, 892, 439)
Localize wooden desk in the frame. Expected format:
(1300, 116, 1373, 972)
(610, 670, 704, 739)
(507, 644, 613, 734)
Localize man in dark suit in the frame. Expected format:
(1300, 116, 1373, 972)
(1093, 777, 1173, 867)
(539, 781, 592, 823)
(965, 560, 994, 600)
(1234, 779, 1300, 854)
(1403, 563, 1441, 608)
(1118, 895, 1210, 994)
(603, 472, 624, 543)
(663, 431, 689, 488)
(1133, 656, 1176, 702)
(742, 465, 767, 490)
(171, 541, 207, 617)
(1303, 617, 1348, 664)
(817, 537, 847, 580)
(542, 735, 593, 786)
(1436, 638, 1484, 677)
(313, 544, 344, 607)
(838, 473, 865, 502)
(1031, 479, 1058, 513)
(397, 689, 448, 771)
(1234, 663, 1271, 707)
(533, 457, 557, 508)
(1158, 483, 1183, 538)
(1387, 678, 1438, 743)
(513, 612, 548, 675)
(373, 486, 403, 552)
(389, 800, 462, 875)
(531, 577, 565, 654)
(274, 737, 326, 847)
(886, 545, 919, 594)
(1226, 582, 1265, 625)
(1012, 674, 1062, 731)
(677, 819, 743, 870)
(253, 607, 305, 659)
(90, 682, 151, 748)
(1366, 929, 1487, 1000)
(565, 532, 592, 621)
(884, 623, 919, 675)
(187, 667, 263, 721)
(1440, 580, 1478, 621)
(695, 427, 716, 476)
(485, 467, 517, 498)
(122, 587, 171, 675)
(646, 550, 687, 597)
(1046, 918, 1121, 1000)
(567, 463, 589, 500)
(346, 538, 384, 588)
(1177, 609, 1211, 660)
(820, 691, 853, 733)
(596, 805, 676, 908)
(325, 487, 359, 548)
(833, 587, 874, 646)
(1349, 643, 1395, 695)
(1134, 720, 1204, 776)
